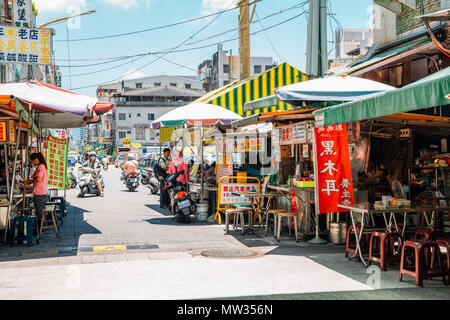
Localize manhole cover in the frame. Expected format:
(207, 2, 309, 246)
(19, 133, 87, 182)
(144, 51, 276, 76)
(201, 249, 259, 259)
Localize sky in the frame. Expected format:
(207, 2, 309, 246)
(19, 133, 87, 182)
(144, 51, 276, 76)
(33, 0, 373, 97)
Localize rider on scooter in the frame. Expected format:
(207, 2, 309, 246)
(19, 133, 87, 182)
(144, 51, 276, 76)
(84, 151, 104, 197)
(122, 153, 139, 183)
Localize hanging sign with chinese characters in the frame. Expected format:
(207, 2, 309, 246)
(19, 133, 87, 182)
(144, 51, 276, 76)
(12, 0, 33, 28)
(315, 124, 354, 214)
(46, 136, 68, 190)
(0, 26, 52, 65)
(279, 124, 294, 145)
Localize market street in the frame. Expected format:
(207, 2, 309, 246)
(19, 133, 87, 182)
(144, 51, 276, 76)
(0, 166, 449, 300)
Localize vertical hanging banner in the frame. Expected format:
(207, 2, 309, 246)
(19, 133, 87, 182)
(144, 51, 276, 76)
(315, 124, 354, 214)
(46, 136, 68, 190)
(12, 0, 33, 28)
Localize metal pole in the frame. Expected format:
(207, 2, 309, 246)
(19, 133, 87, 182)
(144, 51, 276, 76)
(308, 126, 327, 244)
(4, 112, 23, 243)
(4, 145, 10, 198)
(200, 126, 204, 202)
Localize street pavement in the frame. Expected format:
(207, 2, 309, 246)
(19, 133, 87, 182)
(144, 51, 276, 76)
(0, 165, 449, 300)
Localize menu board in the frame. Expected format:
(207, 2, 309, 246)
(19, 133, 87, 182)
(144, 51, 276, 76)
(46, 136, 68, 190)
(292, 122, 307, 144)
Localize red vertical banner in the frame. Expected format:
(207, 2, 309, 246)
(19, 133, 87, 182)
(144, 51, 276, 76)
(315, 124, 354, 214)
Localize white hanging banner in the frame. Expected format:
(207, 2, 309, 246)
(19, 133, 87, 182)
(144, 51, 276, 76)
(12, 0, 33, 28)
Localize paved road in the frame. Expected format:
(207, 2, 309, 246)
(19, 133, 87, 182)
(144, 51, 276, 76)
(0, 165, 448, 300)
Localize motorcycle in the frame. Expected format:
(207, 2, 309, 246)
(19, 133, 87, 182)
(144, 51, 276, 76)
(125, 171, 140, 192)
(77, 167, 105, 197)
(139, 168, 159, 195)
(164, 169, 196, 223)
(70, 168, 77, 189)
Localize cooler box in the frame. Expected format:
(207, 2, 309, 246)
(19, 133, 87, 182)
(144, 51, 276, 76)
(296, 181, 315, 188)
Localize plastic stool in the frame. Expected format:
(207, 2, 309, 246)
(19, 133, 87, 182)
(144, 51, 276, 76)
(51, 196, 66, 217)
(11, 216, 39, 246)
(265, 209, 286, 237)
(275, 212, 298, 242)
(399, 240, 447, 286)
(435, 239, 450, 283)
(368, 231, 403, 271)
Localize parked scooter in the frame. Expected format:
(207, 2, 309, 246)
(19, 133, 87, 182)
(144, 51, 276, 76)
(139, 168, 159, 194)
(70, 168, 78, 189)
(77, 167, 105, 197)
(164, 169, 196, 223)
(125, 171, 140, 192)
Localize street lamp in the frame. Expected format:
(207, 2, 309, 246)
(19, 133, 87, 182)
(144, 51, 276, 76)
(37, 10, 96, 28)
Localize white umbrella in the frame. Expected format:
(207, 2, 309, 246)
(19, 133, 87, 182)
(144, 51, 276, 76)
(276, 74, 396, 105)
(152, 102, 242, 203)
(0, 81, 114, 128)
(151, 102, 242, 129)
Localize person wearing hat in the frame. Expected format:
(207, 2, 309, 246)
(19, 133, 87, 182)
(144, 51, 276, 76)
(83, 151, 103, 197)
(169, 150, 189, 186)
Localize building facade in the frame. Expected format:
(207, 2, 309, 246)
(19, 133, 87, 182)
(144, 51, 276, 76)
(197, 43, 276, 92)
(373, 0, 450, 44)
(97, 75, 204, 154)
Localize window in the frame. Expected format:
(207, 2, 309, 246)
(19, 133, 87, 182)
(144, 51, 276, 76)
(118, 113, 126, 120)
(136, 83, 143, 89)
(223, 80, 230, 86)
(148, 113, 155, 121)
(137, 113, 141, 118)
(135, 128, 145, 141)
(154, 83, 161, 87)
(127, 130, 131, 134)
(185, 84, 191, 89)
(265, 65, 273, 71)
(170, 83, 177, 87)
(119, 132, 126, 139)
(254, 65, 262, 74)
(223, 64, 230, 73)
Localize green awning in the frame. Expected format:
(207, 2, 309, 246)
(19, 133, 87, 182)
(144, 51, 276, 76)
(314, 67, 450, 127)
(231, 114, 259, 128)
(243, 95, 278, 112)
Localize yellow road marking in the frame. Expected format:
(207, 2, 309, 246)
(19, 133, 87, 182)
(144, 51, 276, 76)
(92, 245, 127, 252)
(23, 250, 58, 256)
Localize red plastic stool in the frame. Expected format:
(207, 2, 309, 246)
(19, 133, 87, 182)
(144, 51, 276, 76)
(435, 238, 450, 282)
(368, 231, 403, 271)
(414, 230, 444, 241)
(345, 224, 373, 261)
(399, 240, 447, 287)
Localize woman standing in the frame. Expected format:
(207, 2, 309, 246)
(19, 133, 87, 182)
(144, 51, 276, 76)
(28, 153, 48, 220)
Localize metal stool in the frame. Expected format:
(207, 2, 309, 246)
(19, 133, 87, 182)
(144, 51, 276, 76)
(39, 205, 59, 238)
(265, 209, 286, 237)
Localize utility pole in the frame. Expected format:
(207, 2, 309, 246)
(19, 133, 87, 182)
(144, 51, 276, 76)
(238, 0, 250, 80)
(306, 0, 328, 78)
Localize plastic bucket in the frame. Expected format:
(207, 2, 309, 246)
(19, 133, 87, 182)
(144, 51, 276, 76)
(197, 204, 208, 221)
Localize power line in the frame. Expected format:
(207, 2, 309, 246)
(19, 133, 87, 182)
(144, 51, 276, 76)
(70, 0, 237, 91)
(255, 9, 283, 62)
(53, 5, 240, 43)
(54, 2, 307, 63)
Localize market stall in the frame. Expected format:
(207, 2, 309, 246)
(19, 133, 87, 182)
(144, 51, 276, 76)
(310, 67, 450, 269)
(0, 82, 114, 245)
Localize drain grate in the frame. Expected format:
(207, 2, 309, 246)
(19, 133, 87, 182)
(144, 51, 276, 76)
(201, 248, 259, 259)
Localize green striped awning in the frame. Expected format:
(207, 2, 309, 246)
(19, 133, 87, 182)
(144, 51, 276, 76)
(195, 62, 306, 117)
